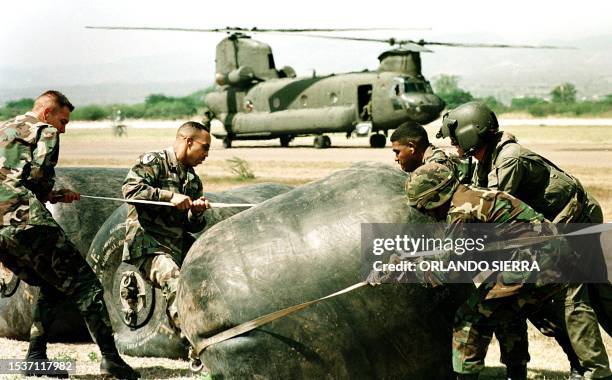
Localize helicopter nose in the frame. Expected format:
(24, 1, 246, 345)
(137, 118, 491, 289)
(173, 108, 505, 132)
(402, 94, 445, 124)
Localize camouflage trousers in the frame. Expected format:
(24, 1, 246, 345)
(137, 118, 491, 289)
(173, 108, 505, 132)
(453, 283, 566, 375)
(0, 224, 114, 346)
(137, 253, 181, 331)
(529, 283, 611, 379)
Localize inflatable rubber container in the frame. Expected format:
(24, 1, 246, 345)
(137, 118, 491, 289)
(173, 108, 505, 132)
(87, 183, 293, 358)
(0, 168, 128, 341)
(178, 162, 473, 379)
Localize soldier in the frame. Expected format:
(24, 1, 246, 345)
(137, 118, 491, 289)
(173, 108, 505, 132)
(438, 101, 611, 380)
(403, 162, 587, 380)
(390, 121, 534, 379)
(122, 121, 211, 332)
(390, 120, 469, 180)
(0, 90, 139, 379)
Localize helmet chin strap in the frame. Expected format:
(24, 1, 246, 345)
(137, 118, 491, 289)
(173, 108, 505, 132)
(464, 156, 474, 184)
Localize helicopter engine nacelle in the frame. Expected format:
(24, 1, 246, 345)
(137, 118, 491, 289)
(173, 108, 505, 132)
(278, 65, 296, 78)
(215, 66, 256, 87)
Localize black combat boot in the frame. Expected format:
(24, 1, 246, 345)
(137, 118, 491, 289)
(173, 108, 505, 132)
(24, 335, 69, 378)
(97, 334, 140, 379)
(506, 365, 527, 380)
(568, 367, 584, 380)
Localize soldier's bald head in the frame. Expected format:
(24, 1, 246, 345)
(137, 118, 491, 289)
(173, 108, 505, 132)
(32, 90, 74, 133)
(176, 121, 210, 140)
(174, 121, 211, 167)
(33, 90, 74, 114)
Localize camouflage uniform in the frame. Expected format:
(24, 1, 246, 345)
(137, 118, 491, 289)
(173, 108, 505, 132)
(422, 144, 471, 184)
(0, 112, 115, 349)
(420, 144, 537, 376)
(122, 146, 206, 328)
(475, 132, 611, 378)
(407, 173, 570, 376)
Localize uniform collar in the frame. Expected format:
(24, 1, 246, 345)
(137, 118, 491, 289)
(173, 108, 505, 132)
(422, 144, 437, 164)
(24, 111, 49, 128)
(25, 111, 40, 120)
(164, 146, 187, 176)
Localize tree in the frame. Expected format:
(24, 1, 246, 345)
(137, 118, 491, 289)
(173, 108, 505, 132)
(550, 83, 577, 103)
(433, 74, 474, 109)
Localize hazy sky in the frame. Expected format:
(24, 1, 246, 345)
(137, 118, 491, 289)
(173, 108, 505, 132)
(2, 0, 612, 92)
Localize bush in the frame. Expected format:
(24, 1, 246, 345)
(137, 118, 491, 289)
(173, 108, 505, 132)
(226, 157, 255, 180)
(71, 105, 112, 121)
(0, 98, 34, 120)
(478, 96, 509, 114)
(511, 97, 546, 109)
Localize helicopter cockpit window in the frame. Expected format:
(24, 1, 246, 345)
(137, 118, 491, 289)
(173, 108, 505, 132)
(268, 54, 276, 69)
(390, 77, 405, 97)
(403, 80, 427, 93)
(404, 82, 417, 93)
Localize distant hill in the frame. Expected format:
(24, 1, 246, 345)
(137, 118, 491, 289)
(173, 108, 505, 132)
(1, 34, 611, 106)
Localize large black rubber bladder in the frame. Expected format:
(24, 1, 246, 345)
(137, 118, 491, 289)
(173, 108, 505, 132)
(86, 183, 293, 358)
(0, 168, 128, 341)
(178, 162, 473, 379)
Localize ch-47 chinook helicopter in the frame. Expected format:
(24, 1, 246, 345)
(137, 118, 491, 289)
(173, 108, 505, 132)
(86, 26, 567, 148)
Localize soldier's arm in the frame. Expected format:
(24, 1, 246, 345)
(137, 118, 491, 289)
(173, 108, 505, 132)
(186, 178, 208, 232)
(26, 126, 58, 200)
(122, 155, 173, 202)
(493, 156, 523, 195)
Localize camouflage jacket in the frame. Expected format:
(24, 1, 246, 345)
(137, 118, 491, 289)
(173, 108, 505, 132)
(0, 112, 60, 227)
(416, 184, 568, 296)
(122, 146, 206, 264)
(473, 132, 599, 223)
(423, 145, 471, 184)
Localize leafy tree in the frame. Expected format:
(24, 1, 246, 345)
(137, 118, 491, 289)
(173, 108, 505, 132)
(550, 83, 577, 103)
(433, 74, 474, 108)
(479, 96, 505, 111)
(433, 74, 461, 94)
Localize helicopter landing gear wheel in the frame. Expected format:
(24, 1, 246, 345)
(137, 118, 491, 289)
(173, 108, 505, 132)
(314, 135, 331, 149)
(223, 136, 232, 149)
(323, 135, 331, 148)
(280, 135, 292, 147)
(369, 134, 386, 148)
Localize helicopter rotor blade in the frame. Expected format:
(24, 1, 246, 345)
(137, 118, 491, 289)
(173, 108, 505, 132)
(289, 34, 575, 50)
(420, 40, 576, 49)
(84, 26, 431, 33)
(291, 34, 432, 52)
(84, 26, 575, 50)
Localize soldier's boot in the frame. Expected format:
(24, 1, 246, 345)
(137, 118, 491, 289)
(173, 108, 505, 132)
(568, 367, 585, 380)
(24, 336, 69, 378)
(96, 333, 140, 379)
(506, 365, 527, 380)
(25, 335, 48, 360)
(455, 373, 479, 380)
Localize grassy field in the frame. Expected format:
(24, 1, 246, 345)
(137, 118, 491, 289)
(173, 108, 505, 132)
(1, 122, 610, 379)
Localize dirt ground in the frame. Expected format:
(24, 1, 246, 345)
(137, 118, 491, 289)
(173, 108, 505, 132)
(59, 122, 612, 219)
(1, 121, 611, 379)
